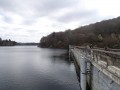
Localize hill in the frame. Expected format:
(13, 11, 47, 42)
(39, 17, 120, 49)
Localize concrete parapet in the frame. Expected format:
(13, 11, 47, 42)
(69, 45, 120, 90)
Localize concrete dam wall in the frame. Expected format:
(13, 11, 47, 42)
(69, 46, 120, 90)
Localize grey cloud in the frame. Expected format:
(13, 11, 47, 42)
(27, 30, 39, 33)
(0, 0, 18, 12)
(54, 10, 98, 23)
(22, 18, 37, 25)
(0, 0, 81, 25)
(3, 15, 12, 23)
(0, 0, 79, 25)
(34, 0, 79, 16)
(0, 0, 12, 8)
(0, 26, 8, 30)
(0, 0, 80, 16)
(0, 11, 12, 23)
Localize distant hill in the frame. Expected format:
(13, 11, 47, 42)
(0, 38, 17, 46)
(17, 43, 38, 46)
(39, 17, 120, 49)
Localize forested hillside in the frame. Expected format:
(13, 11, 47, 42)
(0, 38, 16, 46)
(39, 17, 120, 49)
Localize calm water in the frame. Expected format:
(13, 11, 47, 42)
(0, 46, 80, 90)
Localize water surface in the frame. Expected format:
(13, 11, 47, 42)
(0, 46, 80, 90)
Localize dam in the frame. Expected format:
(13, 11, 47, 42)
(69, 45, 120, 90)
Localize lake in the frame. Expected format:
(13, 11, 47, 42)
(0, 46, 80, 90)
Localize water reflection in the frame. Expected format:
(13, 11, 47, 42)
(51, 51, 71, 65)
(0, 46, 80, 90)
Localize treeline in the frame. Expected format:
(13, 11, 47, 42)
(17, 43, 38, 46)
(39, 17, 120, 49)
(0, 38, 16, 46)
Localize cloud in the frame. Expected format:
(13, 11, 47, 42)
(0, 0, 120, 42)
(33, 0, 79, 15)
(0, 0, 79, 17)
(53, 9, 98, 23)
(0, 0, 14, 10)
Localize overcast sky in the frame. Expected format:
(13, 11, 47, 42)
(0, 0, 120, 42)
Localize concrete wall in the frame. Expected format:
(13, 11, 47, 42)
(69, 46, 120, 90)
(91, 66, 120, 90)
